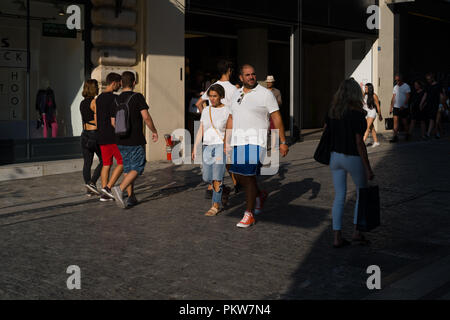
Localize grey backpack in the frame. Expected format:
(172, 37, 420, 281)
(114, 93, 137, 137)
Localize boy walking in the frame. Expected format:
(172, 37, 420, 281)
(111, 71, 158, 208)
(96, 72, 124, 202)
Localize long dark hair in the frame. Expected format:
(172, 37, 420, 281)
(365, 83, 376, 110)
(329, 78, 364, 119)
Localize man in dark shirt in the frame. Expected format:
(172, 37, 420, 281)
(96, 72, 124, 202)
(111, 71, 158, 208)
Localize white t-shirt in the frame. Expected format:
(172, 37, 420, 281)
(393, 83, 411, 108)
(201, 80, 238, 107)
(200, 105, 231, 145)
(230, 84, 279, 148)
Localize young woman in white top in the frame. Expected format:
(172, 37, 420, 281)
(363, 83, 382, 147)
(195, 60, 239, 197)
(192, 84, 231, 216)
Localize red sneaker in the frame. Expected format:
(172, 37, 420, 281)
(236, 211, 255, 228)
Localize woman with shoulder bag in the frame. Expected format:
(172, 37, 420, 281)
(326, 78, 374, 248)
(80, 79, 103, 197)
(192, 84, 231, 216)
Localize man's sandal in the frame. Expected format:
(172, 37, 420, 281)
(205, 207, 220, 216)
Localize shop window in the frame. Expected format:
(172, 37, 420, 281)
(0, 0, 86, 141)
(30, 0, 85, 139)
(1, 0, 88, 163)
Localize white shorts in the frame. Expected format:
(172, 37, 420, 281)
(363, 106, 377, 119)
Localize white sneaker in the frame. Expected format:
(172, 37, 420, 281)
(112, 186, 126, 208)
(372, 142, 380, 148)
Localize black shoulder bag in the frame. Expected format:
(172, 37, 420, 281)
(313, 125, 331, 165)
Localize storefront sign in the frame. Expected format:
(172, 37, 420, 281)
(42, 23, 77, 38)
(0, 69, 25, 120)
(0, 49, 27, 68)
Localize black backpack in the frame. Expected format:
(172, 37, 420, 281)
(114, 93, 137, 137)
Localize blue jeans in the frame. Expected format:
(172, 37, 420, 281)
(202, 144, 226, 205)
(330, 152, 368, 231)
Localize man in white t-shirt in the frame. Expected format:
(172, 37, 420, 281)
(389, 73, 411, 142)
(195, 60, 238, 113)
(225, 64, 289, 228)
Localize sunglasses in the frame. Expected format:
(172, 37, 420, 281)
(237, 92, 245, 105)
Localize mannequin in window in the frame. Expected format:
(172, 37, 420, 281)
(36, 81, 58, 138)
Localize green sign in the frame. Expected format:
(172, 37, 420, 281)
(42, 23, 77, 38)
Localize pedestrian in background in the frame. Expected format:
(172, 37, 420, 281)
(266, 75, 282, 107)
(326, 78, 374, 248)
(362, 83, 382, 147)
(408, 80, 427, 139)
(389, 74, 411, 143)
(424, 72, 442, 139)
(79, 79, 102, 197)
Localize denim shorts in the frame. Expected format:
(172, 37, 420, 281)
(228, 144, 265, 176)
(118, 145, 146, 175)
(202, 144, 226, 182)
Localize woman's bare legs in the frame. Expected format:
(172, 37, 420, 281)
(364, 117, 375, 142)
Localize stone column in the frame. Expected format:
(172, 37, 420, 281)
(90, 0, 140, 91)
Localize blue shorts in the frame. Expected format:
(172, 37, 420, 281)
(202, 144, 226, 182)
(118, 145, 146, 175)
(228, 144, 265, 176)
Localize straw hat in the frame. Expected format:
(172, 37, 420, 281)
(266, 75, 275, 82)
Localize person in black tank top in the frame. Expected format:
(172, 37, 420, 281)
(80, 79, 103, 196)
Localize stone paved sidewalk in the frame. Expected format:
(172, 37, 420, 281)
(0, 131, 449, 299)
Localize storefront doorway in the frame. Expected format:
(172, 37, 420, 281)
(0, 0, 90, 164)
(185, 12, 293, 141)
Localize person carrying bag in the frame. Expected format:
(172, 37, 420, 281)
(322, 78, 376, 248)
(356, 183, 380, 232)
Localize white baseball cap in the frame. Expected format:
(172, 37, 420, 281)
(266, 75, 275, 82)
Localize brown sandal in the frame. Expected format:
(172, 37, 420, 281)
(205, 206, 220, 216)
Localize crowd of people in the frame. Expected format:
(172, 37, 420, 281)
(78, 62, 448, 247)
(362, 72, 449, 145)
(80, 71, 158, 208)
(326, 72, 448, 248)
(79, 63, 288, 230)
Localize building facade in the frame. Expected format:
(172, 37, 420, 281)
(0, 0, 448, 164)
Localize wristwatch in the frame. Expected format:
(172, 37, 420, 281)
(280, 141, 288, 145)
